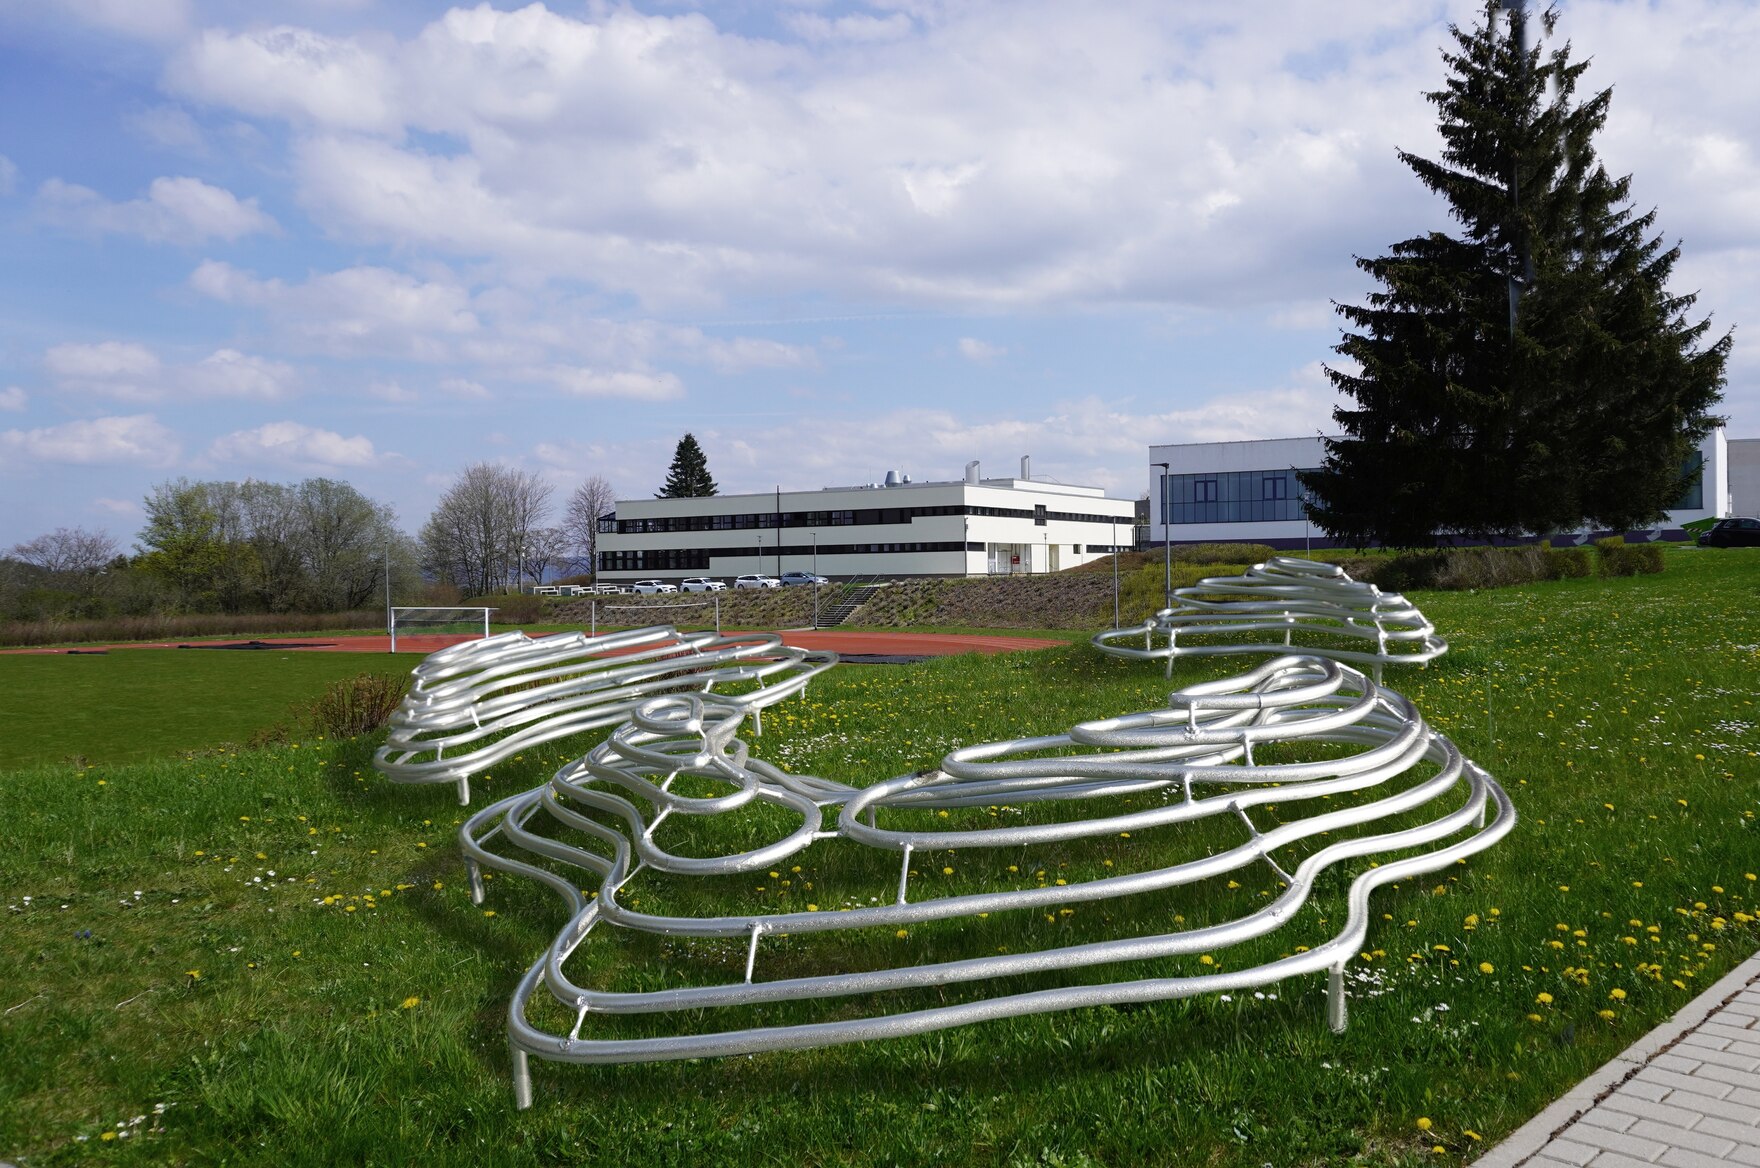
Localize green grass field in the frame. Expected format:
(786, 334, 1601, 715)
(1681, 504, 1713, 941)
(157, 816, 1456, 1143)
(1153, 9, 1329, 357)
(2, 549, 1757, 1166)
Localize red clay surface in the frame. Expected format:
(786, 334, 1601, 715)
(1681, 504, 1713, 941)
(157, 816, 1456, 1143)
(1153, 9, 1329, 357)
(4, 629, 1066, 658)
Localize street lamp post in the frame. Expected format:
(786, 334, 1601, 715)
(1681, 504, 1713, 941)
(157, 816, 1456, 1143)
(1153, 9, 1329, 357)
(811, 532, 819, 628)
(517, 544, 526, 594)
(1111, 516, 1119, 628)
(1152, 461, 1172, 609)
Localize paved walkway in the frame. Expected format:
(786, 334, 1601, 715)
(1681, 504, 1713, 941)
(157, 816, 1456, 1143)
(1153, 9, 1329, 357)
(1478, 953, 1760, 1167)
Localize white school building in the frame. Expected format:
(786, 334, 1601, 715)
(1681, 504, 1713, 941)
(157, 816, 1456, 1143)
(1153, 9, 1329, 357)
(1146, 429, 1743, 547)
(595, 459, 1137, 583)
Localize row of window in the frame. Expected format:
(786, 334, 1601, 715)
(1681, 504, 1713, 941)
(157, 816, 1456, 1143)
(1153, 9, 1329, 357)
(1158, 455, 1707, 527)
(599, 541, 991, 572)
(1161, 468, 1315, 525)
(602, 501, 1127, 534)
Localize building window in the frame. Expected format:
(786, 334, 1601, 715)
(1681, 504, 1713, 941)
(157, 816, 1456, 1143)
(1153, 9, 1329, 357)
(1162, 469, 1316, 525)
(1034, 504, 1047, 526)
(1673, 450, 1704, 510)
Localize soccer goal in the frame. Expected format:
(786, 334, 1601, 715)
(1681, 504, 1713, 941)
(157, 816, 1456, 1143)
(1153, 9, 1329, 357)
(591, 597, 719, 636)
(389, 606, 495, 652)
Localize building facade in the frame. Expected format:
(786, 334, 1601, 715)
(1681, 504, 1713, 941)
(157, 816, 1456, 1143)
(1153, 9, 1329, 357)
(597, 463, 1137, 583)
(1147, 430, 1737, 547)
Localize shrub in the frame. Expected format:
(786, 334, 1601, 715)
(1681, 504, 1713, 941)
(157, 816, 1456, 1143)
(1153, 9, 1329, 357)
(1544, 547, 1593, 579)
(1595, 537, 1665, 577)
(463, 591, 546, 625)
(307, 672, 410, 739)
(1168, 543, 1277, 565)
(0, 609, 384, 648)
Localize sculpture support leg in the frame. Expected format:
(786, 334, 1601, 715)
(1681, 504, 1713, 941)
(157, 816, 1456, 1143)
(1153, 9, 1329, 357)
(511, 1042, 534, 1110)
(1327, 964, 1348, 1033)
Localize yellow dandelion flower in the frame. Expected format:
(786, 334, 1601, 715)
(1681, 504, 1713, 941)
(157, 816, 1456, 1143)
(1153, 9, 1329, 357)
(1478, 962, 1495, 974)
(402, 996, 421, 1009)
(1416, 1117, 1433, 1131)
(1536, 992, 1553, 1005)
(1609, 988, 1627, 1000)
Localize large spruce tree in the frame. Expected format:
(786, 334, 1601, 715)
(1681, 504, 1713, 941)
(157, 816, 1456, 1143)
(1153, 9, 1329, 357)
(656, 433, 719, 498)
(1301, 2, 1728, 547)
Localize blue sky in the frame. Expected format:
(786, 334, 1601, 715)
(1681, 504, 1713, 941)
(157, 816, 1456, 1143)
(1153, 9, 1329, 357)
(2, 0, 1755, 549)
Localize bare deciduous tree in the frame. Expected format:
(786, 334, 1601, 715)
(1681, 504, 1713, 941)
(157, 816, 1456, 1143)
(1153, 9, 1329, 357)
(562, 474, 616, 575)
(420, 463, 554, 595)
(11, 527, 119, 575)
(521, 525, 567, 588)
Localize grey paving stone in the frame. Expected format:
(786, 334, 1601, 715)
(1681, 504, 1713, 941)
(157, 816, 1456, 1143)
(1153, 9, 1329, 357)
(1600, 1094, 1711, 1131)
(1622, 1078, 1672, 1102)
(1703, 1021, 1760, 1042)
(1653, 1052, 1707, 1074)
(1584, 1151, 1665, 1168)
(1628, 1118, 1735, 1158)
(1569, 1120, 1668, 1159)
(1658, 1145, 1747, 1168)
(1634, 1065, 1733, 1100)
(1578, 1108, 1638, 1133)
(1678, 1032, 1731, 1053)
(1691, 1061, 1760, 1091)
(1682, 1045, 1760, 1073)
(1543, 1138, 1601, 1166)
(1661, 1090, 1760, 1125)
(1695, 1115, 1760, 1148)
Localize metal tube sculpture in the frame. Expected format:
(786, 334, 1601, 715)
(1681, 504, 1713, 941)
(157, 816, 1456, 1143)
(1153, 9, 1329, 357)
(373, 626, 836, 805)
(1092, 556, 1447, 681)
(457, 654, 1512, 1107)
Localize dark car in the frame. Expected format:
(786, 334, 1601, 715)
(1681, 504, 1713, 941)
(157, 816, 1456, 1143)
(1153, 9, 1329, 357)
(1697, 517, 1760, 547)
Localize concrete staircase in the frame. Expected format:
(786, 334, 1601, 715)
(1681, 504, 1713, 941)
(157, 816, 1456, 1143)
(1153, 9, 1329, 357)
(815, 583, 885, 627)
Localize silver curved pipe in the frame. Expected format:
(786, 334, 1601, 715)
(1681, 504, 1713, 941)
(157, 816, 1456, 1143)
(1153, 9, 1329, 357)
(1092, 556, 1447, 681)
(372, 625, 836, 804)
(454, 653, 1511, 1106)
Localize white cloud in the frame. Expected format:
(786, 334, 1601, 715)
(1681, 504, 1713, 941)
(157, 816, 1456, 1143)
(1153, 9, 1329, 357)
(437, 377, 489, 399)
(37, 176, 275, 244)
(44, 341, 160, 381)
(785, 12, 914, 44)
(0, 386, 26, 412)
(183, 349, 298, 399)
(42, 340, 296, 401)
(93, 497, 142, 517)
(518, 366, 684, 400)
(168, 26, 399, 132)
(207, 421, 378, 468)
(0, 414, 180, 466)
(0, 154, 16, 196)
(957, 337, 1005, 363)
(368, 379, 418, 403)
(190, 260, 477, 358)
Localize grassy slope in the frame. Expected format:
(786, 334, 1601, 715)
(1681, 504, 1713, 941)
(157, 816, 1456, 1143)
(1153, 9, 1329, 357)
(1, 548, 1757, 1167)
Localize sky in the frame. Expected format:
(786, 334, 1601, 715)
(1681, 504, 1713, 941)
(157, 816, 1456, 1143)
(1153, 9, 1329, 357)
(0, 0, 1755, 550)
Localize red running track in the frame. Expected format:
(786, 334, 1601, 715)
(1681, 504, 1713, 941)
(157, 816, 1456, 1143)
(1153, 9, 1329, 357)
(5, 629, 1067, 657)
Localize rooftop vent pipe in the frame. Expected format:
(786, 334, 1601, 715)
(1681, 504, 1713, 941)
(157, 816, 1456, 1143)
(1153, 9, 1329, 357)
(965, 460, 980, 484)
(883, 469, 899, 487)
(1020, 455, 1031, 481)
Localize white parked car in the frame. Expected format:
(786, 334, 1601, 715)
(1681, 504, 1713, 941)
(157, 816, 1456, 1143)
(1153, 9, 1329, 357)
(632, 579, 678, 594)
(778, 571, 828, 587)
(733, 574, 782, 589)
(680, 577, 726, 592)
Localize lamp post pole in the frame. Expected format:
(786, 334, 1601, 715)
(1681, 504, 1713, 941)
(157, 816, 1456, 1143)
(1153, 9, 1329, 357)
(812, 532, 819, 628)
(1152, 461, 1172, 609)
(1111, 516, 1119, 628)
(517, 544, 526, 594)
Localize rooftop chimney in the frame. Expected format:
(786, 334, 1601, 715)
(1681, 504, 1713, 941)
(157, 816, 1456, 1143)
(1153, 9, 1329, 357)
(1020, 454, 1031, 480)
(965, 460, 980, 484)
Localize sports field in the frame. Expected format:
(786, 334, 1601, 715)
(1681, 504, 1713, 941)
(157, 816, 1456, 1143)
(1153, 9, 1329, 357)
(2, 549, 1757, 1166)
